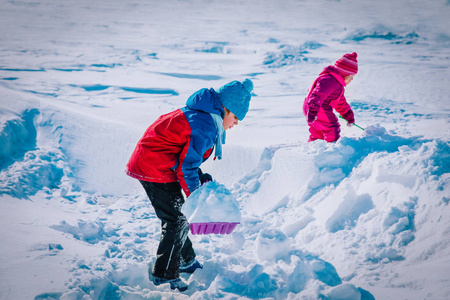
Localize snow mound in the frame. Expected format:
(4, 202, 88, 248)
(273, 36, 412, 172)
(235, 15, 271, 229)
(255, 228, 291, 261)
(0, 108, 65, 199)
(320, 283, 375, 300)
(242, 124, 428, 216)
(0, 148, 64, 199)
(50, 219, 119, 244)
(0, 109, 38, 169)
(264, 41, 328, 67)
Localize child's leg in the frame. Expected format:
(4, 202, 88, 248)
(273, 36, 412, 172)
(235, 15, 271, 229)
(180, 237, 196, 265)
(140, 181, 196, 279)
(323, 125, 341, 142)
(308, 124, 324, 142)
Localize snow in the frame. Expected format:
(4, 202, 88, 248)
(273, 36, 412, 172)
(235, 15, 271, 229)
(183, 181, 241, 223)
(0, 0, 449, 299)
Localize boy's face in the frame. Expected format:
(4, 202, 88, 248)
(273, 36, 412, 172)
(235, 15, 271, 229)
(223, 109, 239, 130)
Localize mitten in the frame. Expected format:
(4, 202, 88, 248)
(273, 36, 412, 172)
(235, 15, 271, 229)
(341, 111, 355, 125)
(200, 173, 212, 184)
(307, 114, 317, 125)
(198, 168, 213, 185)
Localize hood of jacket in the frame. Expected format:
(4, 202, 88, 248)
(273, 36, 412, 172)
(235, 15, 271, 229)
(320, 65, 346, 86)
(320, 65, 344, 78)
(186, 88, 224, 117)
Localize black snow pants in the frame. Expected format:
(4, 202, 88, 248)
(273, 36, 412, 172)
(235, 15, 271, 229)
(140, 180, 196, 280)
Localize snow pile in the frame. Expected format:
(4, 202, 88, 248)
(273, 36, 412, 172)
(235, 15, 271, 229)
(255, 228, 290, 261)
(50, 220, 119, 245)
(183, 181, 241, 223)
(263, 41, 328, 68)
(0, 108, 66, 199)
(0, 148, 64, 199)
(0, 109, 38, 166)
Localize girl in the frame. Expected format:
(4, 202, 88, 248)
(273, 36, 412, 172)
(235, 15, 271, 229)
(126, 79, 253, 291)
(303, 52, 358, 142)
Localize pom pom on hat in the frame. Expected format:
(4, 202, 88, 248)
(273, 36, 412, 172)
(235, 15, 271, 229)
(242, 78, 253, 93)
(334, 52, 358, 77)
(217, 78, 253, 121)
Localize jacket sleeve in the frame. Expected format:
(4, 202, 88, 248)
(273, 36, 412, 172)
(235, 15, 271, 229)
(333, 94, 355, 123)
(306, 77, 336, 121)
(176, 115, 216, 197)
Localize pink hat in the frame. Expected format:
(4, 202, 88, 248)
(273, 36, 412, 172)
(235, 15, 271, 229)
(334, 52, 358, 76)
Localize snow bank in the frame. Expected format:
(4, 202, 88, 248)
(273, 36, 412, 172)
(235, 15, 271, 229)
(0, 148, 64, 199)
(0, 108, 66, 199)
(0, 109, 38, 167)
(243, 124, 427, 217)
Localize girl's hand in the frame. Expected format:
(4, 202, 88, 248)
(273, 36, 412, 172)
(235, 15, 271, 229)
(307, 115, 317, 125)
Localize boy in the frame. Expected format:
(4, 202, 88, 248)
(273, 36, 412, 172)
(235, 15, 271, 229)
(126, 79, 253, 291)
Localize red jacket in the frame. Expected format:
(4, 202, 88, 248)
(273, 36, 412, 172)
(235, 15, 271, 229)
(126, 88, 223, 197)
(303, 66, 355, 127)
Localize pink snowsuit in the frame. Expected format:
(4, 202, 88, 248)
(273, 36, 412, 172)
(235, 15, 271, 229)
(303, 66, 355, 142)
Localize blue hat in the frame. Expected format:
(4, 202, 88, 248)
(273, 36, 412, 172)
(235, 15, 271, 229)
(217, 79, 253, 121)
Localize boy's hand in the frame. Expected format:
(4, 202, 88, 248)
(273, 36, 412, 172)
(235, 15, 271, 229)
(200, 173, 213, 184)
(198, 168, 212, 185)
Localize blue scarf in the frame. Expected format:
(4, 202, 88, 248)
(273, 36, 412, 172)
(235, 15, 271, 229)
(210, 113, 226, 160)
